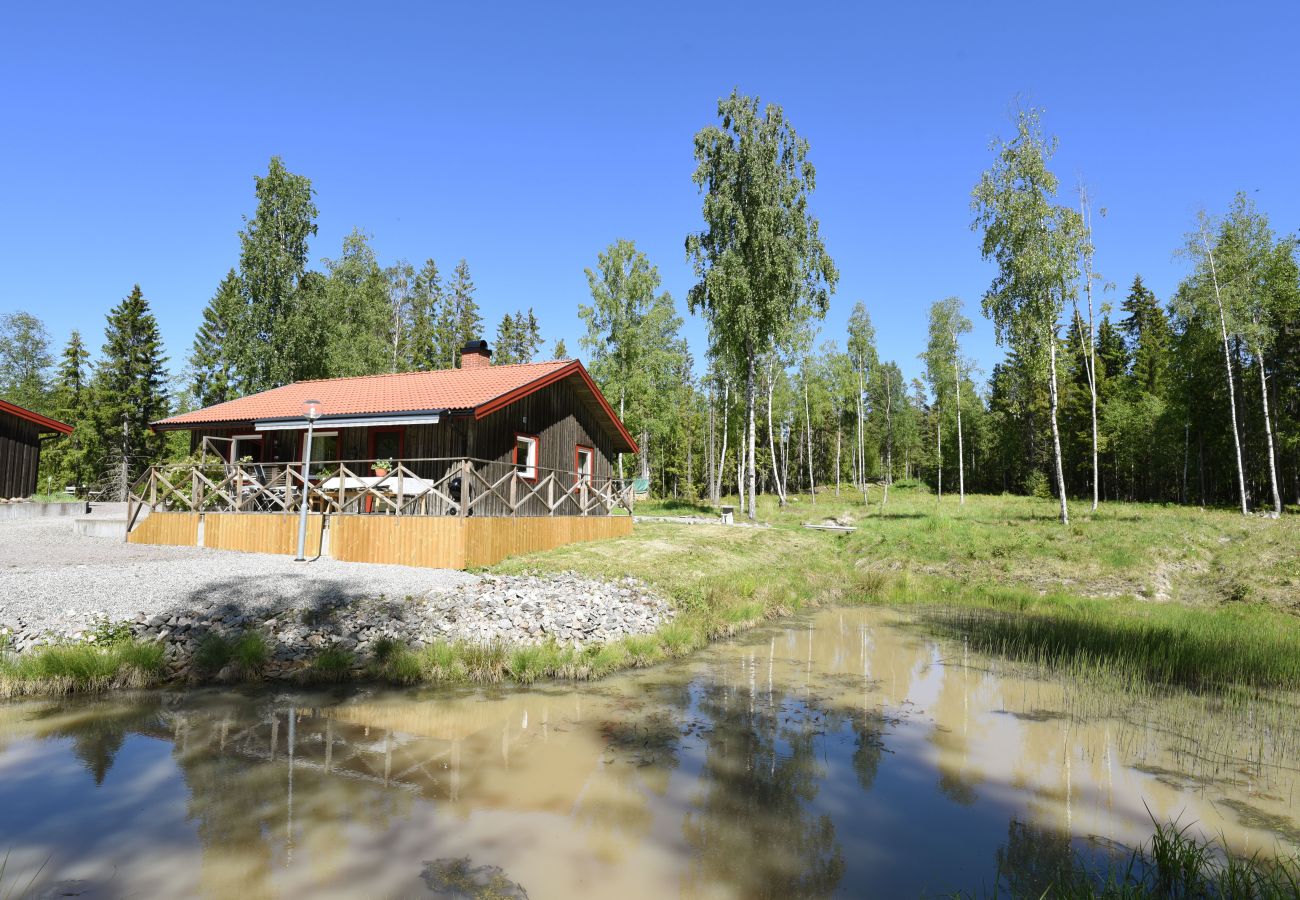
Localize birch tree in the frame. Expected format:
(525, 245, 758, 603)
(1175, 209, 1250, 515)
(846, 302, 877, 502)
(923, 297, 973, 503)
(971, 107, 1082, 524)
(686, 91, 837, 520)
(1076, 184, 1102, 510)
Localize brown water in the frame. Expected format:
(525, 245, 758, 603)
(1, 607, 1297, 899)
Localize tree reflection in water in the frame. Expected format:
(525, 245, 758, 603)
(681, 680, 845, 898)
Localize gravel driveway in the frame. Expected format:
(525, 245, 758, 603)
(0, 518, 478, 637)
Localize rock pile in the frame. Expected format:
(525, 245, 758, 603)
(1, 572, 675, 681)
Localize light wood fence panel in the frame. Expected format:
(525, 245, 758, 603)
(205, 513, 324, 556)
(126, 511, 199, 547)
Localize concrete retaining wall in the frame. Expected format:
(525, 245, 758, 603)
(0, 501, 88, 521)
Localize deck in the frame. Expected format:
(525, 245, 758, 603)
(126, 456, 635, 569)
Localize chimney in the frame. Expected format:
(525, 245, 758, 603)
(460, 339, 492, 369)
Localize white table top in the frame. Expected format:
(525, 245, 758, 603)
(317, 474, 436, 497)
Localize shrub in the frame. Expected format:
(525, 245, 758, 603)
(303, 646, 354, 683)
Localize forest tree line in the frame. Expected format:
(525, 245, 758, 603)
(2, 95, 1296, 517)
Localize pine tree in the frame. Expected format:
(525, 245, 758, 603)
(92, 286, 169, 497)
(1120, 275, 1171, 395)
(552, 338, 568, 359)
(407, 259, 443, 370)
(40, 331, 92, 494)
(443, 259, 482, 367)
(189, 269, 240, 408)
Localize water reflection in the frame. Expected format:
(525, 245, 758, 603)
(0, 606, 1296, 898)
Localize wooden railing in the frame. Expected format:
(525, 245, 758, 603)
(126, 456, 635, 528)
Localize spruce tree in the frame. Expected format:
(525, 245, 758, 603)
(552, 338, 568, 359)
(443, 259, 482, 367)
(93, 286, 169, 497)
(407, 259, 443, 370)
(41, 331, 92, 494)
(494, 313, 518, 364)
(1120, 275, 1171, 395)
(189, 269, 240, 408)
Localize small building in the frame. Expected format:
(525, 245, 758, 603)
(132, 341, 638, 568)
(0, 399, 73, 499)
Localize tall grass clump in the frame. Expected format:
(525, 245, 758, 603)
(960, 816, 1300, 898)
(0, 639, 165, 698)
(193, 631, 268, 681)
(301, 646, 354, 684)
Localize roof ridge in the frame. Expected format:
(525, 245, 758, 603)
(288, 359, 572, 387)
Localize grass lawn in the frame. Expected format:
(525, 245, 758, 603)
(495, 483, 1300, 691)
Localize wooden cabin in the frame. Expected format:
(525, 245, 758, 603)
(0, 399, 73, 499)
(132, 341, 638, 568)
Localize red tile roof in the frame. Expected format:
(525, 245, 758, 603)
(0, 399, 73, 434)
(153, 360, 638, 452)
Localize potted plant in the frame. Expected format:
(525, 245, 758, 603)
(372, 458, 394, 477)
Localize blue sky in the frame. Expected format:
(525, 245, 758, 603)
(3, 2, 1297, 392)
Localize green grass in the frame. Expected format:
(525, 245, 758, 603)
(192, 632, 269, 681)
(301, 646, 354, 684)
(492, 484, 1300, 692)
(0, 640, 165, 698)
(956, 815, 1300, 898)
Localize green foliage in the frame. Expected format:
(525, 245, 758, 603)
(493, 308, 543, 364)
(231, 156, 320, 392)
(0, 311, 52, 412)
(90, 285, 169, 493)
(189, 270, 241, 408)
(581, 239, 689, 478)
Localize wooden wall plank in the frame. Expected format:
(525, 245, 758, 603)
(205, 512, 324, 556)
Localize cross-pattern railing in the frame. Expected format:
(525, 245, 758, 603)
(126, 456, 635, 529)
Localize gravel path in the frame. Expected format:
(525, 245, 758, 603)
(0, 518, 478, 637)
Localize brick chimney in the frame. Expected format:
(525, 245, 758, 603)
(460, 339, 492, 369)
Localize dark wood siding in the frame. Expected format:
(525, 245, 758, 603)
(0, 410, 42, 498)
(181, 379, 623, 516)
(466, 379, 620, 515)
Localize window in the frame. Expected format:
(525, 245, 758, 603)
(231, 434, 263, 464)
(575, 445, 593, 484)
(514, 434, 539, 482)
(307, 431, 338, 476)
(370, 429, 403, 464)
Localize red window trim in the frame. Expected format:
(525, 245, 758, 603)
(574, 444, 594, 485)
(513, 432, 540, 483)
(367, 426, 406, 465)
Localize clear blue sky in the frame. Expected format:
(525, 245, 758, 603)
(3, 2, 1297, 392)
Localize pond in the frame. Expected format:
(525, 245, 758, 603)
(0, 606, 1296, 898)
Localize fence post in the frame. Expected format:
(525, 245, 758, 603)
(547, 476, 555, 516)
(458, 459, 470, 519)
(149, 468, 157, 510)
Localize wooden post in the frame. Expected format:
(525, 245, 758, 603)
(458, 459, 470, 518)
(397, 465, 404, 518)
(547, 476, 555, 516)
(149, 467, 157, 510)
(509, 470, 517, 516)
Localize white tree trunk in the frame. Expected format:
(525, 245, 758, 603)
(1256, 344, 1282, 518)
(954, 353, 965, 504)
(804, 376, 815, 503)
(746, 349, 757, 521)
(835, 422, 842, 497)
(766, 364, 786, 504)
(1047, 329, 1070, 525)
(936, 400, 942, 499)
(1204, 235, 1249, 515)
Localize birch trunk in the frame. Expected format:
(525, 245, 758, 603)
(1203, 234, 1249, 515)
(835, 422, 842, 497)
(1256, 344, 1282, 517)
(745, 348, 757, 521)
(714, 380, 729, 503)
(882, 369, 892, 507)
(954, 354, 965, 504)
(936, 400, 942, 499)
(1079, 190, 1100, 512)
(804, 376, 815, 503)
(1047, 328, 1070, 525)
(766, 364, 786, 504)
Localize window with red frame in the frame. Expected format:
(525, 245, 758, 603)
(574, 445, 593, 484)
(514, 434, 539, 481)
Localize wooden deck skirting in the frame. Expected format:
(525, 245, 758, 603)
(127, 511, 631, 569)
